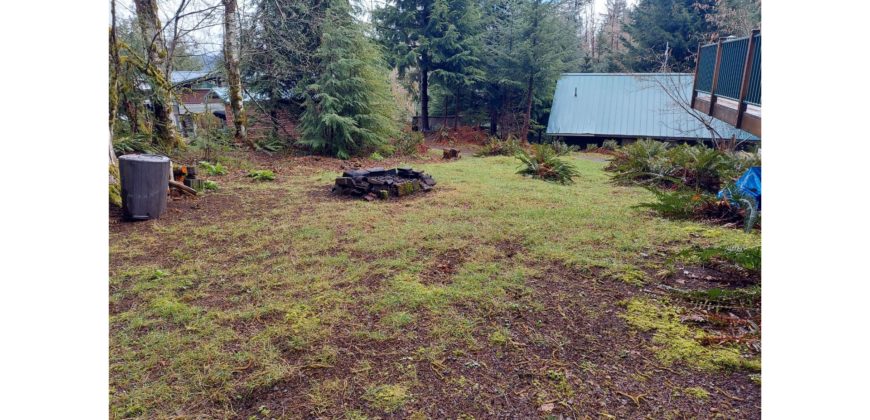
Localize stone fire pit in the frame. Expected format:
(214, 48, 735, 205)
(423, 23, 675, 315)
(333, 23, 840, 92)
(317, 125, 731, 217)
(333, 167, 436, 200)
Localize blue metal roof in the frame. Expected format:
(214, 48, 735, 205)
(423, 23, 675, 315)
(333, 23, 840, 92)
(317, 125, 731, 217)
(170, 71, 217, 85)
(546, 73, 758, 141)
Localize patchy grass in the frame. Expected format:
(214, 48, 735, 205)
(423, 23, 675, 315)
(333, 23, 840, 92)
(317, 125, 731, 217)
(683, 386, 711, 400)
(110, 152, 760, 418)
(364, 384, 411, 413)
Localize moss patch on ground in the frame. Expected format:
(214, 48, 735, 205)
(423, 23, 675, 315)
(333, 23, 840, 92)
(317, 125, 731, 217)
(621, 298, 761, 372)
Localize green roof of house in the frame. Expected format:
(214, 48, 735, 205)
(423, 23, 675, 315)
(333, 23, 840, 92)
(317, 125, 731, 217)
(546, 73, 758, 141)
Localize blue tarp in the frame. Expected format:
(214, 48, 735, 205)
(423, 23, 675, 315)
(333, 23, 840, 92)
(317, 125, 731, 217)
(719, 166, 761, 210)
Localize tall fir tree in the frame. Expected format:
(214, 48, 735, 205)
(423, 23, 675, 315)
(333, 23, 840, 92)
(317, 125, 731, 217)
(621, 0, 717, 72)
(373, 0, 435, 131)
(516, 0, 580, 140)
(244, 0, 327, 135)
(299, 0, 399, 159)
(374, 0, 479, 131)
(428, 0, 484, 128)
(478, 0, 525, 136)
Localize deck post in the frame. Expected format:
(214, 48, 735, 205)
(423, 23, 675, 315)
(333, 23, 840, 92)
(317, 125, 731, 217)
(708, 38, 724, 116)
(691, 42, 702, 109)
(735, 29, 760, 130)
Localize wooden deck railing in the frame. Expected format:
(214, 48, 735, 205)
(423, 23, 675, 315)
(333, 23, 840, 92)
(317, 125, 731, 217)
(691, 30, 761, 137)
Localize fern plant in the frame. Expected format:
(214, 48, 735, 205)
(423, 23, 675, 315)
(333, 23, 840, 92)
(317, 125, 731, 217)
(548, 140, 576, 156)
(601, 139, 619, 150)
(198, 161, 227, 176)
(515, 144, 580, 184)
(635, 187, 709, 219)
(475, 136, 524, 157)
(254, 135, 286, 153)
(248, 170, 276, 182)
(113, 133, 154, 155)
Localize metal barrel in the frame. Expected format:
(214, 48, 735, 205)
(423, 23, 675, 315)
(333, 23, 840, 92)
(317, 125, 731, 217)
(118, 154, 170, 220)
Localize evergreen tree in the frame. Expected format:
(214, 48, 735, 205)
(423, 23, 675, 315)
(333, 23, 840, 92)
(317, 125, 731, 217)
(374, 0, 480, 131)
(697, 0, 761, 36)
(428, 0, 484, 127)
(478, 0, 525, 136)
(244, 0, 328, 135)
(621, 0, 716, 72)
(516, 0, 580, 140)
(299, 0, 399, 159)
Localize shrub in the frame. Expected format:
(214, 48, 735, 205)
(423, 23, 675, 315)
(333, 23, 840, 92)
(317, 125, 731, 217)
(113, 133, 154, 155)
(248, 169, 276, 181)
(189, 128, 232, 162)
(638, 185, 760, 232)
(189, 128, 232, 149)
(636, 187, 710, 219)
(391, 129, 426, 156)
(253, 135, 287, 153)
(612, 140, 761, 232)
(370, 151, 385, 161)
(432, 127, 456, 145)
(607, 139, 760, 194)
(202, 180, 219, 191)
(548, 140, 576, 156)
(515, 144, 580, 185)
(602, 139, 619, 150)
(666, 144, 734, 191)
(475, 136, 523, 157)
(606, 139, 672, 184)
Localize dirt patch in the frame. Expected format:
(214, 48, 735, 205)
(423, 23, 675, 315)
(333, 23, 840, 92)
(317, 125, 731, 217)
(419, 249, 465, 285)
(231, 259, 760, 419)
(662, 263, 758, 290)
(458, 263, 761, 419)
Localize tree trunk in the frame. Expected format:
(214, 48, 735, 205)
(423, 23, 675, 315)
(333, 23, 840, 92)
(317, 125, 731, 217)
(420, 68, 430, 132)
(223, 0, 250, 147)
(110, 0, 120, 137)
(454, 90, 460, 129)
(521, 73, 534, 142)
(124, 99, 145, 134)
(489, 104, 498, 136)
(270, 105, 280, 137)
(443, 93, 448, 130)
(133, 0, 179, 150)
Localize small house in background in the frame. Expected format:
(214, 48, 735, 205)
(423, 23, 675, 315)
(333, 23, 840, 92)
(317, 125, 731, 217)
(545, 73, 758, 146)
(170, 71, 226, 137)
(169, 70, 299, 141)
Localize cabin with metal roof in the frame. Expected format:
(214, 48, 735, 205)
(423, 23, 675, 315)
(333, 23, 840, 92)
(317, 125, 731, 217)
(546, 73, 757, 143)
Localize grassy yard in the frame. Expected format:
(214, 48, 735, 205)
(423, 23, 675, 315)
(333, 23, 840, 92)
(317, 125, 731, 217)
(109, 152, 760, 418)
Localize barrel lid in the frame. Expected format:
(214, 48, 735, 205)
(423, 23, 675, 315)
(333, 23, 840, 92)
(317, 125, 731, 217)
(119, 154, 170, 162)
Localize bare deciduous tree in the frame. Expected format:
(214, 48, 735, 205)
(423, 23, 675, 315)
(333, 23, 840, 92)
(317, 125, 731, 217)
(637, 48, 753, 149)
(133, 0, 180, 149)
(222, 0, 250, 147)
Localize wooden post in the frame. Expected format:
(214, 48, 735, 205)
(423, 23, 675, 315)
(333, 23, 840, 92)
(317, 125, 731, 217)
(735, 30, 760, 130)
(690, 42, 702, 109)
(708, 38, 724, 116)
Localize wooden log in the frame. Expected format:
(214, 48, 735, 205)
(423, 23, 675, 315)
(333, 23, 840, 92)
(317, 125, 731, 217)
(169, 179, 197, 196)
